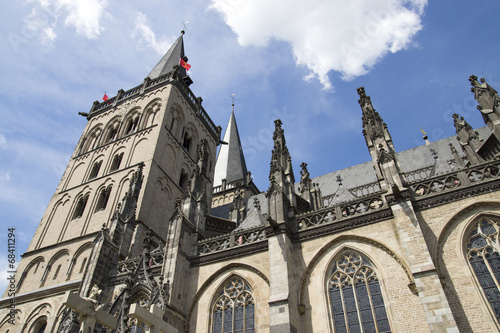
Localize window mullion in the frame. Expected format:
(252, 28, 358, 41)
(353, 279, 365, 333)
(365, 278, 379, 333)
(482, 251, 500, 291)
(232, 301, 235, 333)
(339, 284, 350, 333)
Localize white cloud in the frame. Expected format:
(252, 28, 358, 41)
(25, 0, 108, 43)
(132, 12, 174, 55)
(210, 0, 427, 90)
(0, 134, 7, 150)
(0, 171, 10, 182)
(24, 7, 57, 46)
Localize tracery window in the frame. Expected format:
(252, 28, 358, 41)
(328, 252, 390, 333)
(212, 277, 255, 333)
(466, 217, 500, 322)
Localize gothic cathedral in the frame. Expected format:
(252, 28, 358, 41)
(2, 32, 500, 333)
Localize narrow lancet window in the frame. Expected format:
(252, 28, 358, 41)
(89, 160, 102, 179)
(110, 153, 124, 171)
(328, 252, 391, 333)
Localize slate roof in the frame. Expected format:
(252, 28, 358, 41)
(147, 33, 187, 80)
(311, 126, 491, 202)
(209, 127, 492, 229)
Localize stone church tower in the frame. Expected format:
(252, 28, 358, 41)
(4, 31, 500, 333)
(0, 32, 220, 333)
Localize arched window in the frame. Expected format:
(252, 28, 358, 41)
(167, 106, 183, 139)
(466, 217, 500, 322)
(110, 153, 124, 171)
(95, 187, 112, 212)
(29, 316, 47, 333)
(72, 195, 89, 219)
(105, 122, 120, 143)
(125, 116, 139, 135)
(88, 160, 102, 180)
(182, 131, 192, 152)
(328, 252, 390, 333)
(212, 277, 255, 333)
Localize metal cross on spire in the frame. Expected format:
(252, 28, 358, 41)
(181, 21, 189, 34)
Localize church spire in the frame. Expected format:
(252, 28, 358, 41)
(147, 31, 188, 80)
(213, 101, 248, 187)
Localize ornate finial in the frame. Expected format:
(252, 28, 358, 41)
(143, 228, 154, 250)
(421, 128, 430, 145)
(357, 86, 366, 97)
(469, 75, 478, 86)
(253, 197, 261, 210)
(230, 94, 236, 108)
(181, 30, 185, 35)
(336, 175, 343, 186)
(175, 197, 182, 209)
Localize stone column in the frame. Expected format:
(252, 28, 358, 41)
(391, 201, 458, 332)
(268, 232, 300, 333)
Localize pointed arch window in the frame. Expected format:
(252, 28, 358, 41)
(328, 252, 391, 333)
(212, 277, 255, 333)
(466, 217, 500, 322)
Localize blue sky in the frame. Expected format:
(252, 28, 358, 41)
(0, 0, 499, 293)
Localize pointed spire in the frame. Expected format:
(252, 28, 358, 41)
(356, 87, 405, 192)
(213, 103, 248, 187)
(269, 119, 294, 183)
(358, 86, 387, 143)
(147, 32, 187, 80)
